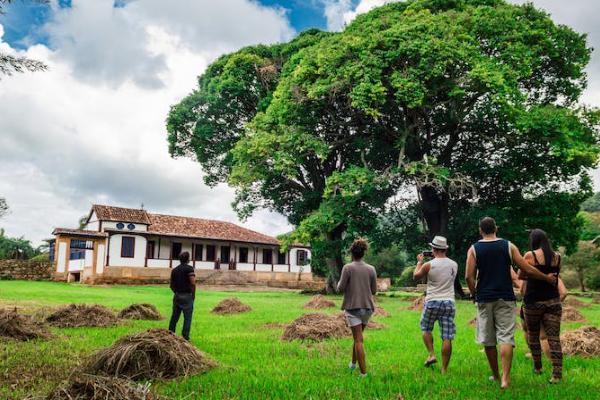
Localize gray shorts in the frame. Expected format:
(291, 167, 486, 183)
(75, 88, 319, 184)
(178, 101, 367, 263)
(476, 299, 516, 347)
(344, 308, 373, 327)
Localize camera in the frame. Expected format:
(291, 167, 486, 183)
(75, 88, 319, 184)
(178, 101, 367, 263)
(422, 251, 434, 258)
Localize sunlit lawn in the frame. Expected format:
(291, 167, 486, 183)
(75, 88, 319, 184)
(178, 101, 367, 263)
(0, 281, 598, 399)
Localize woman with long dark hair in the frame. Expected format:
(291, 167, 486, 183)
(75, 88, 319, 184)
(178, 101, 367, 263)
(521, 229, 563, 383)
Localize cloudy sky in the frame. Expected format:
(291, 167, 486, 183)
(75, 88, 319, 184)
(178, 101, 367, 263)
(0, 0, 599, 245)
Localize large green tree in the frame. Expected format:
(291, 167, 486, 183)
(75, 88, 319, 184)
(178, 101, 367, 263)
(168, 0, 599, 288)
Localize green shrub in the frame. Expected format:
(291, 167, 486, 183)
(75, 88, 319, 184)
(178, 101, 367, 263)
(396, 266, 417, 287)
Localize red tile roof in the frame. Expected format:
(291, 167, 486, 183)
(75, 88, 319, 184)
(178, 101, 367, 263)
(147, 213, 280, 245)
(52, 228, 108, 238)
(92, 205, 150, 224)
(87, 205, 281, 245)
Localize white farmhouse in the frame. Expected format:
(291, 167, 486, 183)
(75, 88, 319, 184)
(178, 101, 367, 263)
(50, 205, 314, 287)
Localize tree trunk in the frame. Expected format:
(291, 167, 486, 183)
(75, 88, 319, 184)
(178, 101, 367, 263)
(420, 186, 449, 235)
(325, 225, 345, 294)
(419, 186, 466, 298)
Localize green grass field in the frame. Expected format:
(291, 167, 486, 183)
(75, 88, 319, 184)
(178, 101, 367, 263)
(0, 281, 598, 399)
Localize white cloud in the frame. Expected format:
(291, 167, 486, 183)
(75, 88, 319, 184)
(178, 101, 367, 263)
(322, 0, 353, 31)
(342, 0, 395, 25)
(43, 0, 295, 88)
(0, 0, 295, 244)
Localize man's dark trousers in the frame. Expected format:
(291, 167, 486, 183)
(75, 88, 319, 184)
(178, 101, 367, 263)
(168, 292, 194, 340)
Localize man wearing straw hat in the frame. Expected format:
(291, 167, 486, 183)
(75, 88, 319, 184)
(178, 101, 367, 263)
(413, 235, 458, 374)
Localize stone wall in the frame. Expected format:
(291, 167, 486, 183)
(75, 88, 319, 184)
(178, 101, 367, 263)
(0, 259, 54, 280)
(81, 266, 327, 290)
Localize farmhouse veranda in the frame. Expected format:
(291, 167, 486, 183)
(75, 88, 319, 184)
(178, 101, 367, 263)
(49, 204, 312, 285)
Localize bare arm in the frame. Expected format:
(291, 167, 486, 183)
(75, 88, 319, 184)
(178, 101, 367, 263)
(188, 273, 196, 299)
(465, 246, 477, 297)
(370, 269, 377, 295)
(413, 253, 431, 281)
(510, 268, 522, 291)
(511, 244, 556, 284)
(558, 278, 567, 301)
(337, 266, 349, 293)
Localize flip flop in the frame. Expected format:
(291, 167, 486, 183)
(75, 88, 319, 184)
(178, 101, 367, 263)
(424, 358, 437, 367)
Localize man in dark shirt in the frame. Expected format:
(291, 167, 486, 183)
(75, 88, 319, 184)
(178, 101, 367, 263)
(465, 217, 557, 389)
(168, 251, 196, 341)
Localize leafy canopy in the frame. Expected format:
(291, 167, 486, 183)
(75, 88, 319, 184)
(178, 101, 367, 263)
(168, 0, 599, 277)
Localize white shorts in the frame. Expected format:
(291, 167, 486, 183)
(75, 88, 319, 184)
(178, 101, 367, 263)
(344, 308, 373, 327)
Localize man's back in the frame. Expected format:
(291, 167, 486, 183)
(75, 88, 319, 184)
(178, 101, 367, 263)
(473, 239, 515, 303)
(426, 257, 458, 301)
(170, 263, 194, 293)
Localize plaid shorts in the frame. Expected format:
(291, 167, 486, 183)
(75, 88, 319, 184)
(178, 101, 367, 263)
(420, 300, 456, 340)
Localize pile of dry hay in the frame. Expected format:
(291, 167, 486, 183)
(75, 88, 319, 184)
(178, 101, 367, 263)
(84, 328, 216, 380)
(303, 295, 336, 309)
(45, 374, 164, 400)
(282, 313, 350, 341)
(0, 308, 51, 341)
(118, 304, 163, 320)
(211, 297, 252, 315)
(561, 326, 600, 357)
(365, 320, 386, 330)
(406, 297, 424, 311)
(562, 306, 586, 323)
(564, 297, 590, 308)
(46, 304, 119, 328)
(281, 312, 387, 341)
(373, 306, 390, 317)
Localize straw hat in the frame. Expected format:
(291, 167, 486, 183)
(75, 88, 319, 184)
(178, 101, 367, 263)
(429, 236, 449, 250)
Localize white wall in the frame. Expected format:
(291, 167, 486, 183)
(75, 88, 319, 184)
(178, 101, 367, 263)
(290, 248, 311, 273)
(96, 243, 105, 274)
(108, 234, 147, 267)
(68, 259, 85, 271)
(103, 221, 148, 232)
(56, 241, 67, 273)
(84, 211, 99, 231)
(84, 248, 94, 268)
(86, 221, 99, 231)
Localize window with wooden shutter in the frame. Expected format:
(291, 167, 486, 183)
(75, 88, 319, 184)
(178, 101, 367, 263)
(277, 250, 286, 265)
(263, 249, 272, 264)
(171, 242, 182, 259)
(194, 244, 203, 261)
(146, 241, 155, 259)
(239, 247, 248, 263)
(121, 237, 135, 258)
(206, 245, 216, 261)
(297, 250, 307, 266)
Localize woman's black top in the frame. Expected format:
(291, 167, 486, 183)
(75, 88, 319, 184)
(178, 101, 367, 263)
(524, 251, 560, 305)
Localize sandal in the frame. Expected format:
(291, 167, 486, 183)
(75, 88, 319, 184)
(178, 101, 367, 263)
(424, 358, 437, 367)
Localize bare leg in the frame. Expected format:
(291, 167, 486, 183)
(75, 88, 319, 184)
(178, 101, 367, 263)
(422, 332, 436, 364)
(350, 325, 365, 367)
(484, 346, 500, 381)
(500, 344, 514, 389)
(441, 340, 452, 373)
(351, 324, 367, 375)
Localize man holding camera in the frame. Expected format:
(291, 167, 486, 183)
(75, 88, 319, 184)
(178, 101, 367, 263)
(413, 236, 458, 374)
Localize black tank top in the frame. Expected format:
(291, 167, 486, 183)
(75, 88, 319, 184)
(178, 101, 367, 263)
(473, 239, 515, 303)
(524, 251, 560, 305)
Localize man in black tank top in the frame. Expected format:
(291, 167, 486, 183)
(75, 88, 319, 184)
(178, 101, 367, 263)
(465, 217, 558, 389)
